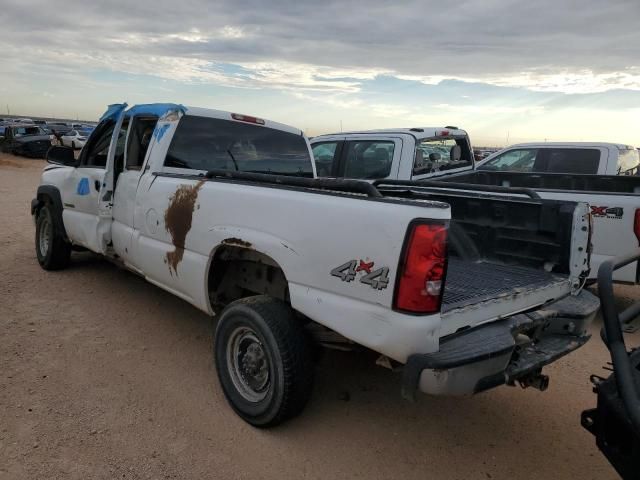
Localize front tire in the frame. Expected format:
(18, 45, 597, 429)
(214, 295, 314, 427)
(35, 203, 71, 270)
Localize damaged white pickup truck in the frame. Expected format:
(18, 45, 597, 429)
(32, 103, 600, 427)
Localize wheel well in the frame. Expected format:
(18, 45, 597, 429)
(34, 187, 68, 240)
(207, 245, 289, 310)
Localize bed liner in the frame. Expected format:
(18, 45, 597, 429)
(442, 258, 568, 313)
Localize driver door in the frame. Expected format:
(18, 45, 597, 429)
(61, 104, 127, 253)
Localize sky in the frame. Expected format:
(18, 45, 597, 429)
(0, 0, 639, 146)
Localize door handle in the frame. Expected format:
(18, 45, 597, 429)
(94, 180, 101, 191)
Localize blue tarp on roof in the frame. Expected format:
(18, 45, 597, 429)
(98, 103, 185, 123)
(99, 103, 127, 122)
(125, 103, 186, 117)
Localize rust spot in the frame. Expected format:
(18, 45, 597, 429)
(164, 180, 205, 275)
(222, 237, 253, 249)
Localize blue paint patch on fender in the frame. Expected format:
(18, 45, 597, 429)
(76, 177, 90, 195)
(153, 123, 171, 142)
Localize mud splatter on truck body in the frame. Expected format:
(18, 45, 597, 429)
(164, 179, 205, 275)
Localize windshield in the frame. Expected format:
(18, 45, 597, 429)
(14, 126, 42, 136)
(414, 137, 472, 175)
(165, 116, 313, 176)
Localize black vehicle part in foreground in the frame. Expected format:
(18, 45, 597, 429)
(401, 289, 598, 400)
(582, 250, 640, 480)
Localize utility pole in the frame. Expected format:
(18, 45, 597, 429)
(6, 104, 10, 115)
(340, 120, 343, 132)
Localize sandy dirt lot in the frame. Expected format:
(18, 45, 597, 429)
(1, 153, 638, 479)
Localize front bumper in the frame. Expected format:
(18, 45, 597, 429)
(401, 289, 600, 400)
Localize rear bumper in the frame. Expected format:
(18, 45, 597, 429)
(401, 289, 600, 399)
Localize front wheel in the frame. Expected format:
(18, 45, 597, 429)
(35, 203, 71, 270)
(214, 295, 314, 427)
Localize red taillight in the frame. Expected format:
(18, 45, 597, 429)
(634, 209, 640, 245)
(394, 223, 448, 313)
(231, 113, 265, 125)
(439, 130, 450, 136)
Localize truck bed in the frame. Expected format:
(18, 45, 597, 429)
(442, 258, 567, 313)
(442, 170, 640, 194)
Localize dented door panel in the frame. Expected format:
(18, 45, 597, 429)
(130, 173, 451, 351)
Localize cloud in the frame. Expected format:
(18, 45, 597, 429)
(1, 0, 638, 95)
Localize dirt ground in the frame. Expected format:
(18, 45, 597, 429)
(1, 152, 638, 480)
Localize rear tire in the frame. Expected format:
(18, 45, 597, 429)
(214, 295, 314, 427)
(71, 141, 75, 150)
(35, 203, 71, 270)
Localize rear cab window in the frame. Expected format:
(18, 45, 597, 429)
(164, 115, 312, 177)
(412, 137, 473, 178)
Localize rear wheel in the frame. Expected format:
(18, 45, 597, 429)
(214, 295, 314, 427)
(71, 141, 75, 150)
(35, 203, 71, 270)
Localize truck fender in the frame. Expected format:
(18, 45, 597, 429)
(204, 227, 298, 312)
(33, 185, 68, 239)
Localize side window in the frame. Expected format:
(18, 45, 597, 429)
(312, 142, 340, 177)
(80, 121, 126, 168)
(543, 148, 599, 174)
(479, 149, 538, 172)
(343, 141, 394, 179)
(125, 116, 158, 170)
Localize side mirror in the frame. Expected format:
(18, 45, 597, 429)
(47, 145, 76, 166)
(429, 152, 442, 162)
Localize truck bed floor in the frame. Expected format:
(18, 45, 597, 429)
(442, 259, 566, 313)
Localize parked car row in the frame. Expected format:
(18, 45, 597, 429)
(0, 119, 95, 157)
(0, 123, 53, 158)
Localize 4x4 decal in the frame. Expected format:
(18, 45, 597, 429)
(331, 259, 390, 290)
(590, 206, 623, 219)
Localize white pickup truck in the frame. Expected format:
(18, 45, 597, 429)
(311, 131, 640, 284)
(33, 106, 598, 426)
(477, 142, 640, 176)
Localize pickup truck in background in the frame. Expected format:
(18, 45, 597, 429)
(311, 132, 640, 284)
(33, 106, 598, 426)
(311, 127, 475, 180)
(477, 142, 640, 176)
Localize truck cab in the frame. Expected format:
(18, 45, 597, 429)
(477, 142, 640, 176)
(310, 127, 474, 181)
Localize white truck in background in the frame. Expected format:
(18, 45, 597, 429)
(311, 131, 640, 284)
(33, 107, 598, 427)
(477, 142, 640, 176)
